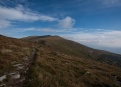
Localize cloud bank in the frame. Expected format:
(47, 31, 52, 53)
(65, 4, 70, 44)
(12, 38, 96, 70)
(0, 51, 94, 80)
(15, 27, 121, 48)
(0, 5, 75, 29)
(0, 5, 58, 28)
(0, 20, 10, 28)
(0, 6, 58, 21)
(61, 30, 121, 48)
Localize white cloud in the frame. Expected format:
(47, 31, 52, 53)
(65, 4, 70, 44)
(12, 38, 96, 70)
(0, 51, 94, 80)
(38, 28, 67, 33)
(15, 27, 70, 33)
(0, 5, 58, 29)
(16, 28, 36, 32)
(58, 16, 75, 29)
(0, 6, 76, 29)
(101, 0, 121, 7)
(0, 6, 77, 29)
(0, 6, 58, 22)
(61, 30, 121, 48)
(0, 20, 11, 28)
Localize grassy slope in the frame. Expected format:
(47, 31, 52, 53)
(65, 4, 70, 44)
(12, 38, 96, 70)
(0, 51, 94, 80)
(26, 43, 121, 87)
(0, 35, 37, 76)
(29, 36, 121, 66)
(23, 36, 121, 87)
(1, 35, 121, 87)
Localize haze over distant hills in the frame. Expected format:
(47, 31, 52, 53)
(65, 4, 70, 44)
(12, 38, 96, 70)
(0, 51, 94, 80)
(61, 36, 121, 55)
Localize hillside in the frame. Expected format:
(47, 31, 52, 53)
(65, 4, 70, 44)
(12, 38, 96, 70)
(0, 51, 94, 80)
(0, 35, 121, 87)
(23, 35, 121, 87)
(22, 35, 121, 66)
(0, 35, 38, 86)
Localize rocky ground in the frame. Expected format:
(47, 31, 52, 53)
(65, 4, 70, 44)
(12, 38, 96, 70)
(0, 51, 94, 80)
(0, 49, 36, 87)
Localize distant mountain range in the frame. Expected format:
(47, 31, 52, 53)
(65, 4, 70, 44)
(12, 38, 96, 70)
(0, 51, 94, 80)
(0, 34, 121, 87)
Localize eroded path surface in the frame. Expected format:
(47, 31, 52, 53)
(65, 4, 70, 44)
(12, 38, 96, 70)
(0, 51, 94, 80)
(0, 49, 37, 87)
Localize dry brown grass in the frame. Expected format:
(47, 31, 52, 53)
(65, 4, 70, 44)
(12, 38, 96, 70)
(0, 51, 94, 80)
(1, 35, 121, 87)
(0, 35, 37, 76)
(26, 45, 121, 87)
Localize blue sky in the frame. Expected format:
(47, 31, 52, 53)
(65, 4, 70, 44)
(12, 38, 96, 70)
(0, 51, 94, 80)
(0, 0, 121, 54)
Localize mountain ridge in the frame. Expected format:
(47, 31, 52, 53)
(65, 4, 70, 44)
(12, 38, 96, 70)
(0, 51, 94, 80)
(21, 35, 121, 66)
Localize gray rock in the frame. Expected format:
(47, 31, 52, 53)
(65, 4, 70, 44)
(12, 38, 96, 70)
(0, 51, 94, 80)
(0, 75, 6, 82)
(9, 72, 20, 79)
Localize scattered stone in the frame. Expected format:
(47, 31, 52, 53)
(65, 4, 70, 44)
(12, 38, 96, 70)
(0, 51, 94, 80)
(1, 49, 12, 53)
(9, 72, 20, 79)
(13, 64, 23, 67)
(13, 64, 25, 70)
(0, 83, 6, 87)
(11, 61, 17, 64)
(84, 71, 90, 75)
(0, 75, 6, 82)
(23, 56, 29, 61)
(0, 50, 36, 86)
(17, 65, 25, 70)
